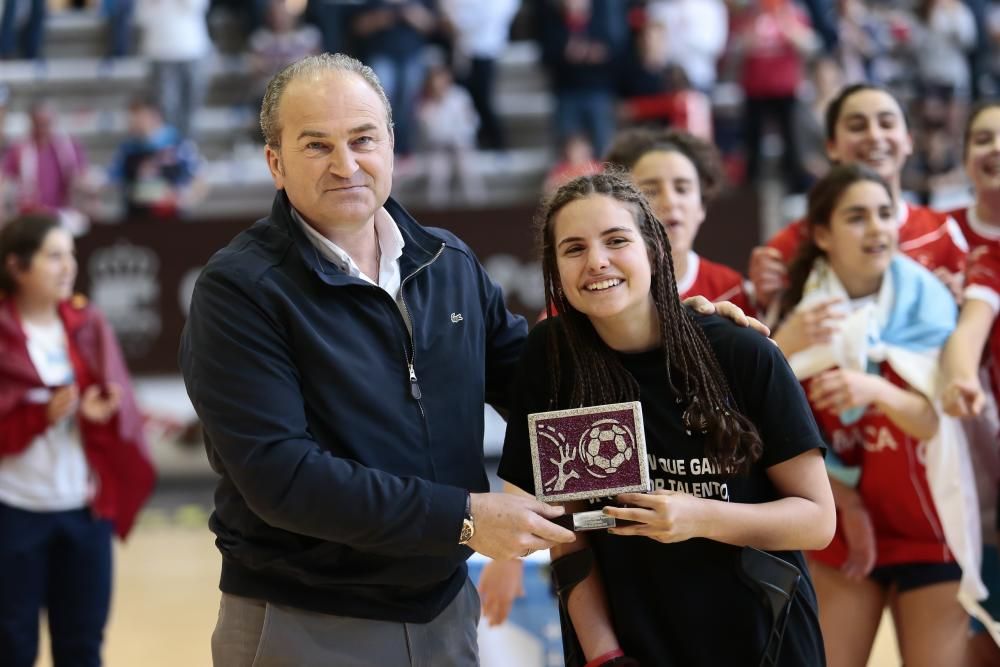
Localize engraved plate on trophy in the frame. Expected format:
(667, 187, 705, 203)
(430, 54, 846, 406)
(528, 401, 650, 529)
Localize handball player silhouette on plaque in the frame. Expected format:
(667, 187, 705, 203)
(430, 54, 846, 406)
(528, 401, 650, 530)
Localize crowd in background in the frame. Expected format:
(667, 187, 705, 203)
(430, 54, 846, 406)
(2, 0, 1000, 219)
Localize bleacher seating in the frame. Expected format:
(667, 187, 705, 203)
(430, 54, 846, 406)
(4, 8, 558, 219)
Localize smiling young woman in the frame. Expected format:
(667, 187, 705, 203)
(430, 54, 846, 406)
(941, 101, 1000, 666)
(498, 171, 834, 667)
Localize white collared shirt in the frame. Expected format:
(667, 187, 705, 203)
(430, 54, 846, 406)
(293, 207, 405, 303)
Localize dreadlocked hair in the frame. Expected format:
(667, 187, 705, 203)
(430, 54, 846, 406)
(536, 171, 763, 476)
(780, 164, 893, 320)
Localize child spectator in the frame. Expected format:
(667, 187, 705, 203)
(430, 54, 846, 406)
(107, 96, 202, 221)
(135, 0, 213, 139)
(416, 62, 483, 206)
(730, 0, 817, 191)
(248, 0, 322, 111)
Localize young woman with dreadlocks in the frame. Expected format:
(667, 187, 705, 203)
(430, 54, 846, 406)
(497, 172, 834, 666)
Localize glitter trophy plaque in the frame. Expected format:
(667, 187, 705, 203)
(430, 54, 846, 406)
(528, 401, 650, 531)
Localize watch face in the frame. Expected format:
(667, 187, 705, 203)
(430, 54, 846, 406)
(459, 520, 474, 544)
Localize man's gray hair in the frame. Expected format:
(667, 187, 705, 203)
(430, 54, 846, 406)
(259, 53, 394, 149)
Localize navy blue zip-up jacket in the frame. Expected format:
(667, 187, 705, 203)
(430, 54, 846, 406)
(179, 191, 527, 622)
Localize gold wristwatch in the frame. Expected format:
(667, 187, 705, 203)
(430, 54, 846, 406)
(458, 493, 475, 545)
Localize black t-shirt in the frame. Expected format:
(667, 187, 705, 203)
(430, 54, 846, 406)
(498, 314, 827, 667)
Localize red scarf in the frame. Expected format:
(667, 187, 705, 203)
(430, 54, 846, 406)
(0, 297, 155, 538)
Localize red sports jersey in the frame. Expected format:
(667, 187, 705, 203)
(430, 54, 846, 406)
(808, 364, 953, 569)
(768, 204, 968, 274)
(949, 206, 1000, 254)
(677, 252, 755, 315)
(965, 244, 1000, 401)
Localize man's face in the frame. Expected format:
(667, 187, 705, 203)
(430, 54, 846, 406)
(265, 70, 394, 235)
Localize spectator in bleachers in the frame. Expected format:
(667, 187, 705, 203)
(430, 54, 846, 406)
(536, 0, 628, 158)
(438, 0, 520, 152)
(543, 133, 601, 194)
(107, 96, 202, 221)
(0, 0, 45, 60)
(618, 8, 672, 102)
(417, 60, 484, 206)
(248, 0, 322, 112)
(304, 0, 360, 55)
(835, 0, 889, 83)
(645, 0, 728, 95)
(135, 0, 214, 139)
(801, 0, 840, 54)
(904, 117, 966, 205)
(620, 50, 714, 140)
(908, 0, 978, 135)
(730, 0, 817, 192)
(986, 4, 1000, 94)
(350, 0, 439, 156)
(210, 0, 270, 38)
(796, 55, 843, 184)
(960, 0, 992, 100)
(102, 0, 136, 59)
(0, 100, 88, 224)
(0, 84, 9, 160)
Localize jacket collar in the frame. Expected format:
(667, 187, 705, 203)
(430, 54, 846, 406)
(0, 296, 90, 344)
(268, 190, 447, 286)
(0, 296, 92, 392)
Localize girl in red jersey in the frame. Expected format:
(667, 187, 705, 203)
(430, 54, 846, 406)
(950, 102, 1000, 254)
(942, 101, 1000, 664)
(750, 83, 967, 318)
(603, 127, 755, 314)
(0, 213, 155, 666)
(777, 164, 975, 666)
(942, 247, 1000, 663)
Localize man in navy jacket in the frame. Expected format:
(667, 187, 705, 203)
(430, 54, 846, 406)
(180, 52, 762, 666)
(180, 53, 576, 665)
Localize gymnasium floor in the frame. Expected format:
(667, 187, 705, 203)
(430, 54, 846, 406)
(35, 508, 902, 667)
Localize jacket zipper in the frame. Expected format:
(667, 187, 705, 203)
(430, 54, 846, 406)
(397, 243, 446, 406)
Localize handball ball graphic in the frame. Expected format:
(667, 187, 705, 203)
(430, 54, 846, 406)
(581, 419, 633, 475)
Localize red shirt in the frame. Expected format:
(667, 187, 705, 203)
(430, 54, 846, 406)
(677, 252, 755, 315)
(963, 244, 1000, 401)
(624, 90, 713, 141)
(949, 206, 1000, 254)
(808, 364, 952, 568)
(733, 6, 809, 98)
(944, 208, 1000, 398)
(768, 204, 968, 274)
